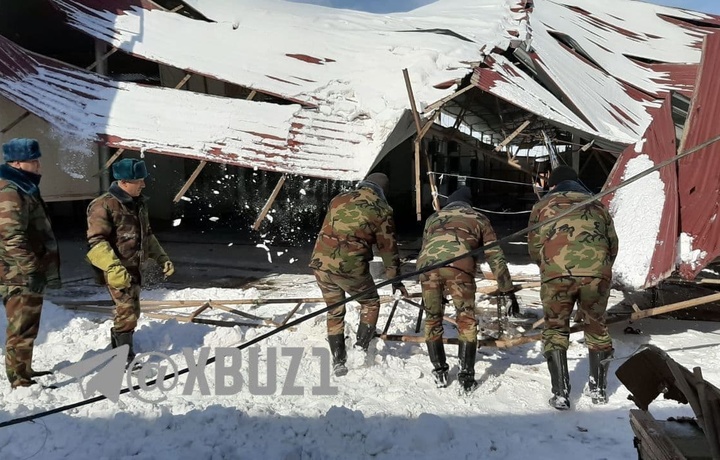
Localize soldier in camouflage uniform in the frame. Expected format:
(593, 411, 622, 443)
(528, 165, 618, 410)
(86, 158, 174, 366)
(309, 173, 407, 377)
(417, 187, 518, 392)
(0, 139, 60, 388)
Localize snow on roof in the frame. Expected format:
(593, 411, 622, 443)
(475, 0, 716, 144)
(2, 0, 716, 179)
(46, 0, 520, 179)
(0, 36, 377, 179)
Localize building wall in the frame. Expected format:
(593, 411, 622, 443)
(0, 96, 99, 202)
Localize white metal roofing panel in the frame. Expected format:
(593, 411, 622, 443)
(0, 36, 377, 180)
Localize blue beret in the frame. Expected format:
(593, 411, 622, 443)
(2, 138, 42, 163)
(112, 158, 149, 181)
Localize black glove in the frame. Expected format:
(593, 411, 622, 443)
(506, 291, 520, 317)
(27, 272, 47, 294)
(392, 282, 409, 298)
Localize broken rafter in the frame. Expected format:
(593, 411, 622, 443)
(172, 159, 207, 203)
(424, 84, 474, 113)
(403, 68, 440, 218)
(494, 119, 531, 154)
(144, 311, 264, 328)
(58, 294, 419, 309)
(252, 173, 287, 231)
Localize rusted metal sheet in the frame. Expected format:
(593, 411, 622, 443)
(676, 32, 720, 279)
(602, 99, 678, 289)
(0, 36, 374, 180)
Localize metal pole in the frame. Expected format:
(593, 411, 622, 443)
(94, 39, 111, 192)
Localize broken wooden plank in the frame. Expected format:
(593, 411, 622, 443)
(494, 120, 531, 153)
(630, 292, 720, 320)
(403, 68, 426, 221)
(252, 173, 287, 230)
(280, 301, 304, 326)
(189, 302, 211, 321)
(630, 409, 688, 460)
(173, 160, 207, 203)
(144, 311, 261, 328)
(423, 84, 474, 113)
(212, 303, 281, 327)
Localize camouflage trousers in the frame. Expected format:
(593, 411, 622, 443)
(313, 270, 380, 336)
(1, 285, 43, 387)
(541, 276, 612, 353)
(420, 267, 477, 343)
(107, 283, 142, 333)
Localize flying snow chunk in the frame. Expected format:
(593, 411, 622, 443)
(256, 243, 272, 263)
(172, 219, 182, 227)
(209, 217, 219, 222)
(180, 196, 192, 202)
(266, 214, 274, 223)
(300, 189, 307, 196)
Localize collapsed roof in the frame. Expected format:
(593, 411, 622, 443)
(1, 0, 720, 288)
(1, 0, 717, 181)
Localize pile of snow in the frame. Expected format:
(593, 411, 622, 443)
(0, 262, 714, 459)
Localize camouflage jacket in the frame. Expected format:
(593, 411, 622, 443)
(528, 180, 618, 282)
(87, 182, 166, 270)
(417, 202, 513, 292)
(0, 164, 59, 286)
(309, 182, 401, 279)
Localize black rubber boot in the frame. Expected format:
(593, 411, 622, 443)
(589, 349, 613, 404)
(457, 341, 479, 393)
(426, 341, 449, 388)
(545, 349, 571, 410)
(29, 369, 53, 377)
(354, 322, 376, 351)
(112, 329, 137, 368)
(328, 334, 348, 377)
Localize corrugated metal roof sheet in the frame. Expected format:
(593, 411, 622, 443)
(0, 35, 376, 180)
(473, 0, 715, 145)
(676, 32, 720, 278)
(602, 100, 678, 289)
(47, 0, 715, 151)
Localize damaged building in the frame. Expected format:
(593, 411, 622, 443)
(1, 0, 719, 290)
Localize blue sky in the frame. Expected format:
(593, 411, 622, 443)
(650, 0, 720, 12)
(290, 0, 720, 14)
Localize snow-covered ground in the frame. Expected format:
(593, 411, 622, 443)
(0, 239, 716, 460)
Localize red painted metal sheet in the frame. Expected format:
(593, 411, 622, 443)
(628, 61, 699, 98)
(602, 99, 678, 289)
(0, 36, 373, 180)
(676, 32, 720, 278)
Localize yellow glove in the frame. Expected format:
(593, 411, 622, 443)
(86, 242, 122, 272)
(162, 260, 175, 277)
(107, 264, 131, 289)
